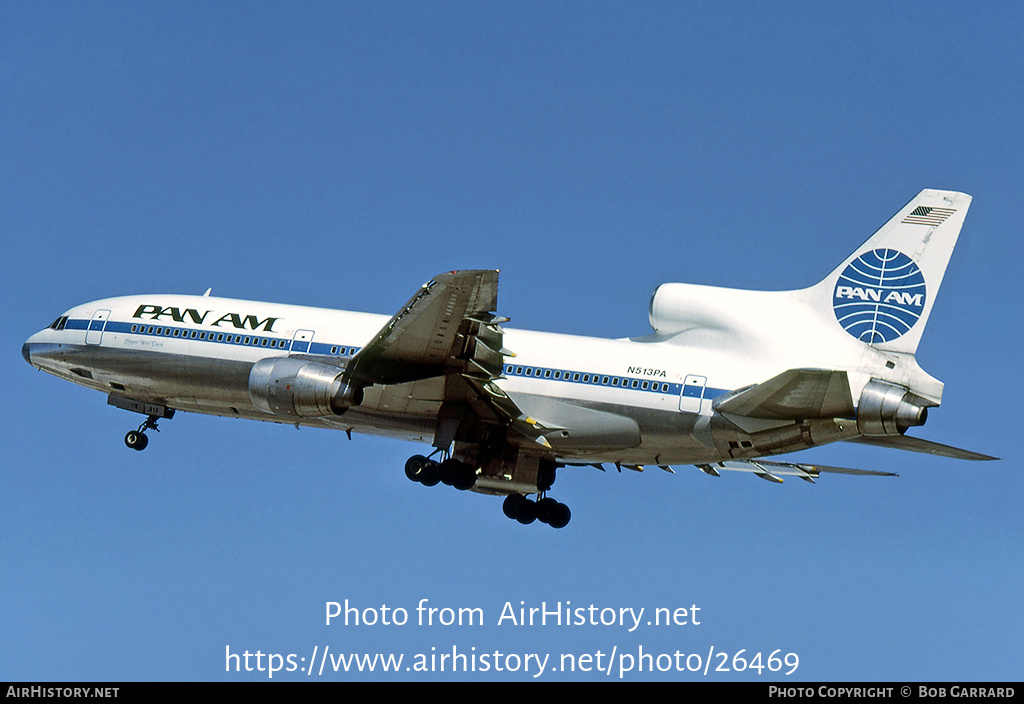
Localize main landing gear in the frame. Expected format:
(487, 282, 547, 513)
(403, 453, 572, 529)
(124, 415, 161, 451)
(502, 494, 571, 529)
(404, 454, 477, 491)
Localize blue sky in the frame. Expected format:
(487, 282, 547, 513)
(3, 1, 1021, 681)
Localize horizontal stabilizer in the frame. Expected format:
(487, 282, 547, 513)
(847, 435, 997, 461)
(712, 368, 854, 420)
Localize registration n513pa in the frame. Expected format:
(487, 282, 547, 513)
(23, 189, 994, 528)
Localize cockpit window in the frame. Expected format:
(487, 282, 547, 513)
(49, 316, 68, 331)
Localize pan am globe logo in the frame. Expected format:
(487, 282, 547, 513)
(832, 248, 926, 343)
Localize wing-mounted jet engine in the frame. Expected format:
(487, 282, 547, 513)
(248, 357, 364, 417)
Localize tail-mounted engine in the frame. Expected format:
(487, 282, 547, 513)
(856, 379, 928, 436)
(249, 357, 363, 417)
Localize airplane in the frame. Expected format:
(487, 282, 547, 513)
(22, 189, 995, 528)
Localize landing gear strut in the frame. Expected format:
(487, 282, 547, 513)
(124, 415, 161, 451)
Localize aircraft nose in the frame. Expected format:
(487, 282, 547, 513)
(22, 340, 32, 365)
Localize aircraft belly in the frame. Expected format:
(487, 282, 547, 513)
(508, 392, 715, 463)
(32, 343, 265, 418)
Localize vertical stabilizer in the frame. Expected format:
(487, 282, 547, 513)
(809, 189, 972, 355)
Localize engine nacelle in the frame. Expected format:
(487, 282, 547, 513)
(248, 357, 363, 418)
(856, 379, 928, 436)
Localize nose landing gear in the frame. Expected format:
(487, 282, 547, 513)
(108, 395, 176, 452)
(124, 415, 162, 451)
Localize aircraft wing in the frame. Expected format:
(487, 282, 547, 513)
(341, 270, 555, 448)
(343, 270, 503, 386)
(695, 458, 898, 483)
(712, 368, 855, 420)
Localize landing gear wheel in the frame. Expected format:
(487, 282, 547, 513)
(405, 455, 428, 482)
(420, 460, 440, 486)
(124, 430, 148, 451)
(547, 502, 571, 529)
(503, 494, 570, 528)
(452, 467, 476, 491)
(441, 459, 476, 491)
(123, 413, 161, 451)
(501, 494, 538, 524)
(502, 494, 526, 520)
(536, 498, 571, 528)
(439, 458, 459, 486)
(405, 455, 441, 486)
(514, 498, 538, 525)
(535, 497, 559, 523)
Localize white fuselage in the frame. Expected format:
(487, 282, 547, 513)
(23, 292, 827, 466)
